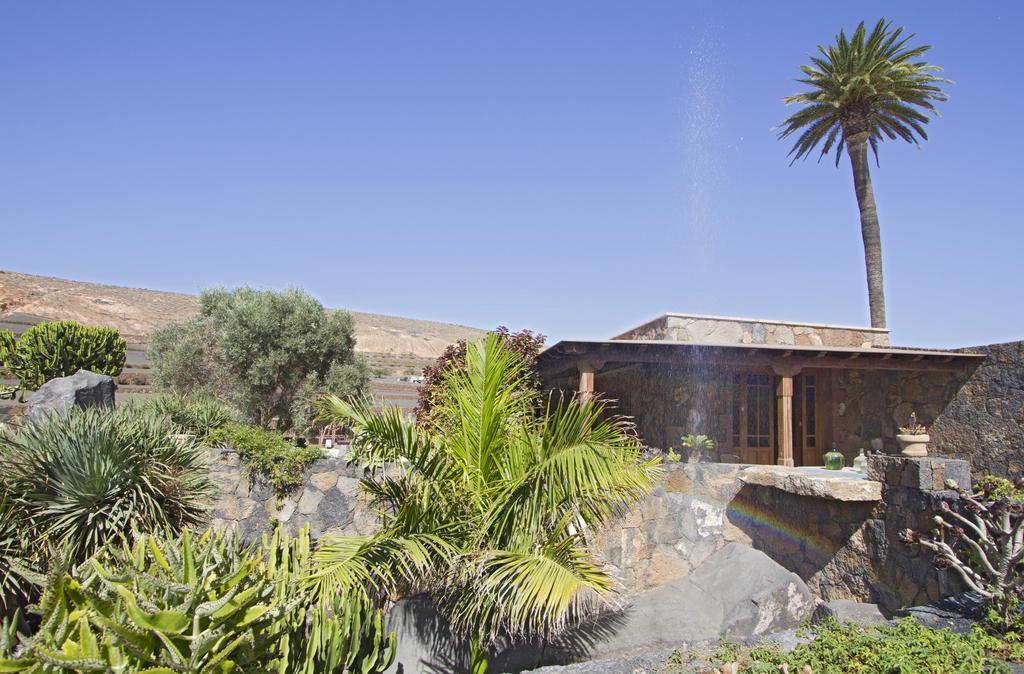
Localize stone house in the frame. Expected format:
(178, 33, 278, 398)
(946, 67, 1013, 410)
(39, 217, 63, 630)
(538, 313, 989, 468)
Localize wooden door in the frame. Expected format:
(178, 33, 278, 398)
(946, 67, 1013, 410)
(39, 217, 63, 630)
(799, 370, 827, 466)
(730, 372, 774, 464)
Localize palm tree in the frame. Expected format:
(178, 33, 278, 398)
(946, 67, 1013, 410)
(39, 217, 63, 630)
(309, 334, 661, 673)
(778, 19, 950, 329)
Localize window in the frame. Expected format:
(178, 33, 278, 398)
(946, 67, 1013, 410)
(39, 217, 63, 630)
(746, 374, 772, 448)
(731, 372, 772, 451)
(732, 374, 742, 448)
(804, 375, 817, 449)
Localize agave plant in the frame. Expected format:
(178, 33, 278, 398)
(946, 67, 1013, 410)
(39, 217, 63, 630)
(0, 406, 214, 567)
(0, 526, 395, 673)
(144, 391, 240, 444)
(0, 498, 32, 618)
(311, 334, 661, 672)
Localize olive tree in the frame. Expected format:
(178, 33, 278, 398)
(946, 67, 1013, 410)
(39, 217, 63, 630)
(149, 286, 368, 430)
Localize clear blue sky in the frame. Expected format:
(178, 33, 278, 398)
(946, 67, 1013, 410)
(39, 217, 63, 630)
(2, 2, 1021, 348)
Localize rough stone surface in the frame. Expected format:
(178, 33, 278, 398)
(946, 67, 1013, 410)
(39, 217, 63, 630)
(830, 343, 1023, 476)
(831, 368, 969, 460)
(931, 341, 1024, 480)
(546, 359, 973, 466)
(546, 335, 1018, 478)
(866, 455, 971, 491)
(595, 462, 963, 612)
(310, 470, 339, 491)
(207, 448, 369, 541)
(209, 450, 971, 621)
(739, 466, 882, 501)
(25, 369, 115, 420)
(813, 599, 887, 624)
(896, 592, 986, 634)
(385, 545, 814, 673)
(615, 314, 889, 348)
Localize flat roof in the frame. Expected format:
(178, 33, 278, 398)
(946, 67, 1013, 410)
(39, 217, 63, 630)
(613, 312, 890, 340)
(538, 339, 985, 376)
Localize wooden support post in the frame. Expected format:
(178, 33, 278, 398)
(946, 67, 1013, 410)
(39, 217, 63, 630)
(578, 361, 595, 402)
(776, 373, 795, 467)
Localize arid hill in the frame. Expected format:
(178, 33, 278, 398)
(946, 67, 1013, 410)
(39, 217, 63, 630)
(0, 270, 484, 373)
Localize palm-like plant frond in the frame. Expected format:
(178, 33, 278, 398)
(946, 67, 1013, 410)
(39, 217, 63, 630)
(309, 532, 457, 602)
(444, 539, 614, 642)
(778, 18, 950, 165)
(312, 334, 661, 663)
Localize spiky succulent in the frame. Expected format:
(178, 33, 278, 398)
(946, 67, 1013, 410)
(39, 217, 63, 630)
(0, 526, 395, 673)
(0, 406, 214, 567)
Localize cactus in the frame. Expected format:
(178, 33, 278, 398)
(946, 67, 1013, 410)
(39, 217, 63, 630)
(0, 330, 14, 370)
(0, 331, 15, 400)
(6, 321, 126, 397)
(264, 525, 397, 674)
(0, 526, 396, 673)
(0, 528, 282, 672)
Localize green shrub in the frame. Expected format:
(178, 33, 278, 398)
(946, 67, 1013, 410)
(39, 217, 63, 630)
(290, 356, 371, 435)
(209, 423, 323, 495)
(973, 474, 1024, 502)
(5, 320, 126, 395)
(0, 526, 395, 673)
(0, 406, 213, 567)
(145, 391, 239, 443)
(149, 286, 368, 430)
(735, 618, 1007, 673)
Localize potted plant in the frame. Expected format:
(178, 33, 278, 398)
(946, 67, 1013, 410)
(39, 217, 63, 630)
(896, 411, 930, 458)
(681, 434, 715, 463)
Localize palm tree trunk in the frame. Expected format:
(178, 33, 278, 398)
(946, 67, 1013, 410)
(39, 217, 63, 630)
(846, 132, 887, 330)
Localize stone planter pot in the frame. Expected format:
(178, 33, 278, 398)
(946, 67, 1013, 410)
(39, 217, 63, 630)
(896, 433, 930, 458)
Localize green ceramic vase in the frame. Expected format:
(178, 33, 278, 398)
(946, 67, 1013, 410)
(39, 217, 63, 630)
(823, 443, 845, 470)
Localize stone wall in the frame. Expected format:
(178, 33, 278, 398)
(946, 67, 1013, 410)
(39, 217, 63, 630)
(614, 314, 890, 348)
(206, 448, 968, 612)
(831, 341, 1024, 477)
(831, 369, 968, 460)
(595, 459, 967, 612)
(561, 362, 980, 470)
(931, 341, 1024, 479)
(207, 448, 378, 542)
(593, 364, 734, 452)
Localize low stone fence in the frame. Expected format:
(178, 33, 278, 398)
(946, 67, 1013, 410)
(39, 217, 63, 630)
(206, 448, 378, 542)
(597, 457, 968, 611)
(206, 446, 969, 612)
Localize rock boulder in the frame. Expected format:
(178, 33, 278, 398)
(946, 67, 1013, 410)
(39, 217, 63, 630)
(813, 599, 887, 625)
(380, 544, 817, 673)
(25, 369, 116, 421)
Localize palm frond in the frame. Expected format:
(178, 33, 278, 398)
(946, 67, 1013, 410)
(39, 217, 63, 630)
(311, 334, 658, 656)
(445, 539, 614, 643)
(778, 18, 949, 164)
(308, 532, 457, 602)
(436, 334, 533, 484)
